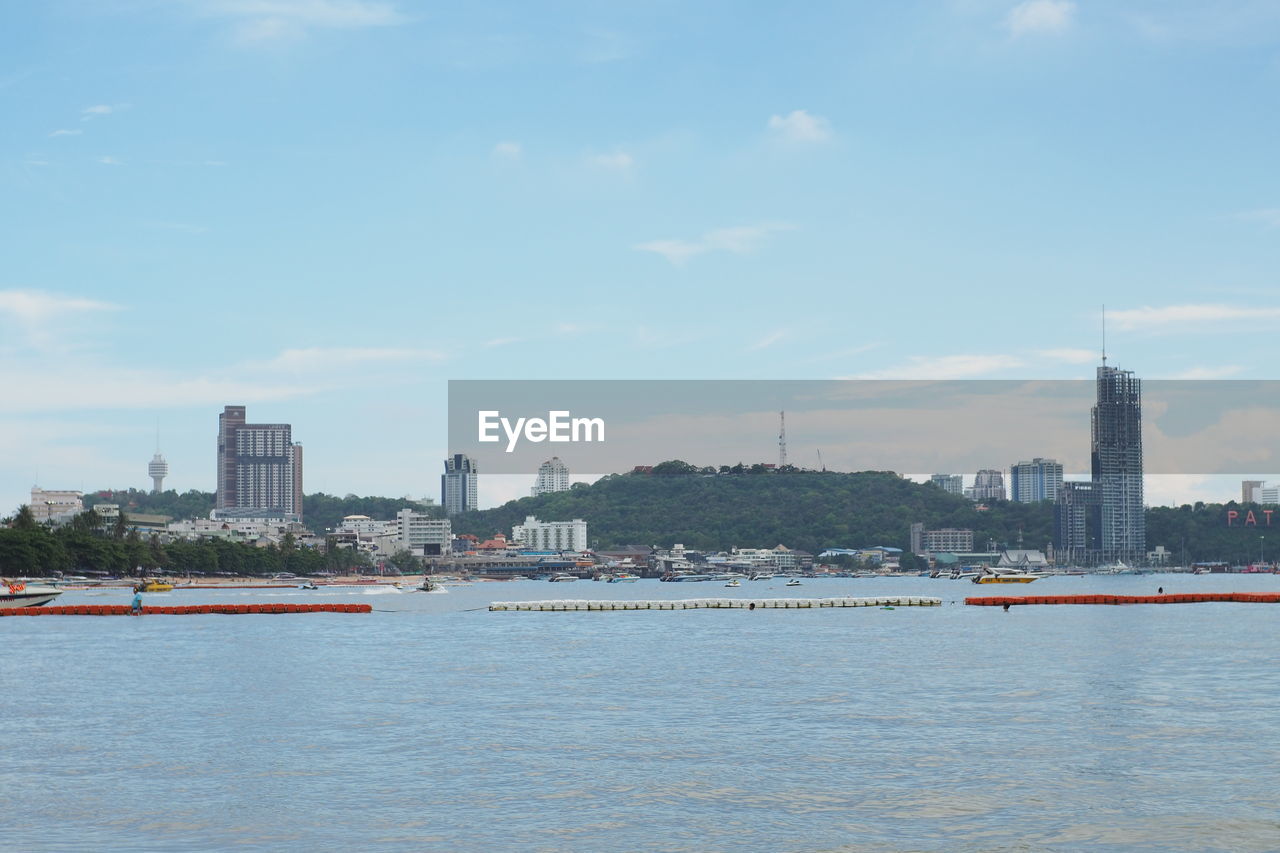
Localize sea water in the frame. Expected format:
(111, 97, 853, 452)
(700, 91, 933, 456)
(5, 574, 1280, 852)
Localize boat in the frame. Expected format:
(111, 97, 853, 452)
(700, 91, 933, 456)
(971, 566, 1043, 584)
(298, 581, 319, 590)
(748, 572, 774, 581)
(785, 578, 802, 587)
(607, 573, 639, 583)
(548, 573, 578, 582)
(136, 580, 173, 592)
(1, 580, 64, 609)
(724, 579, 741, 588)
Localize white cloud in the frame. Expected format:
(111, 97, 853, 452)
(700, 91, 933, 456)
(81, 104, 114, 119)
(767, 109, 833, 144)
(747, 329, 789, 352)
(492, 141, 522, 160)
(49, 129, 82, 137)
(1238, 208, 1280, 228)
(588, 151, 634, 171)
(96, 156, 123, 166)
(1036, 348, 1097, 364)
(635, 223, 795, 266)
(1006, 0, 1077, 37)
(254, 346, 444, 372)
(0, 290, 118, 326)
(1109, 304, 1280, 331)
(200, 0, 408, 43)
(1164, 366, 1244, 380)
(853, 353, 1027, 379)
(482, 337, 522, 349)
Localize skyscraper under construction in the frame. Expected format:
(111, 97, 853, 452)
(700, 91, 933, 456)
(1091, 363, 1145, 563)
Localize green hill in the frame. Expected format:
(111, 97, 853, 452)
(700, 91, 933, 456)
(452, 467, 1056, 557)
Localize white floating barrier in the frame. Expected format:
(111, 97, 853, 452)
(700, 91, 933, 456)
(488, 596, 942, 612)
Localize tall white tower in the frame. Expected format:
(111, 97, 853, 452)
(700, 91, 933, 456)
(148, 452, 169, 493)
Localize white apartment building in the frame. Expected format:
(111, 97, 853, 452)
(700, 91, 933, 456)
(923, 528, 975, 553)
(512, 516, 588, 552)
(29, 488, 84, 523)
(334, 515, 395, 536)
(395, 509, 452, 556)
(531, 457, 571, 497)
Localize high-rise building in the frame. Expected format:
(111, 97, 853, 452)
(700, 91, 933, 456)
(531, 457, 571, 497)
(1243, 480, 1264, 504)
(966, 469, 1006, 501)
(1010, 458, 1064, 503)
(929, 474, 963, 495)
(442, 453, 478, 516)
(1055, 481, 1101, 565)
(148, 452, 169, 493)
(215, 405, 303, 521)
(1092, 363, 1144, 562)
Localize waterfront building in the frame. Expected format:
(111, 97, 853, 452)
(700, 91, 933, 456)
(1092, 363, 1145, 562)
(966, 469, 1006, 501)
(442, 453, 478, 516)
(395, 509, 451, 556)
(29, 487, 83, 523)
(1259, 486, 1280, 505)
(531, 457, 571, 497)
(929, 474, 963, 495)
(215, 405, 303, 522)
(1010, 458, 1064, 503)
(1054, 480, 1101, 565)
(512, 516, 588, 552)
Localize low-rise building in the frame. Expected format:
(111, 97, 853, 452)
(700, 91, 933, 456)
(30, 487, 83, 523)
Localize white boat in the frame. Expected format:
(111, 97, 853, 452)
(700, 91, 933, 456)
(971, 566, 1044, 584)
(548, 574, 578, 582)
(1, 580, 64, 609)
(724, 579, 741, 588)
(785, 578, 802, 587)
(748, 572, 774, 581)
(607, 573, 639, 583)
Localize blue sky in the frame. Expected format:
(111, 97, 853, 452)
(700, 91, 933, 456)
(4, 0, 1280, 513)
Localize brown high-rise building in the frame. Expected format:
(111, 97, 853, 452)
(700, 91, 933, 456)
(215, 405, 303, 520)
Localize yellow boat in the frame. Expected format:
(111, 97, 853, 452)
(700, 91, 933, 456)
(137, 580, 173, 592)
(974, 575, 1038, 584)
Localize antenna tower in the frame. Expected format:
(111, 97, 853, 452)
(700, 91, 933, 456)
(778, 411, 787, 468)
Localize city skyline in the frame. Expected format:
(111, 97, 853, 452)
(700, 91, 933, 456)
(6, 2, 1280, 513)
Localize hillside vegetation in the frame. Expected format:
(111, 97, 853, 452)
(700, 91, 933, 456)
(453, 467, 1056, 555)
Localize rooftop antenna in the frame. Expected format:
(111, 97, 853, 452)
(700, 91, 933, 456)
(817, 449, 825, 472)
(778, 411, 787, 468)
(1101, 303, 1107, 365)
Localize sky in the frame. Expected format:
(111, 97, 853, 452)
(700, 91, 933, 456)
(4, 0, 1280, 515)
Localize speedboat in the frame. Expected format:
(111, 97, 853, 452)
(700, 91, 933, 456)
(785, 578, 802, 587)
(548, 574, 578, 582)
(137, 580, 173, 592)
(608, 573, 639, 583)
(298, 581, 319, 590)
(724, 579, 741, 588)
(749, 572, 774, 581)
(2, 580, 64, 609)
(972, 567, 1043, 584)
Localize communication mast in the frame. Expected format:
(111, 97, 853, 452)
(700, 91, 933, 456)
(778, 411, 787, 468)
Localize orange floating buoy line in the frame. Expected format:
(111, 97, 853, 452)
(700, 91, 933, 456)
(966, 593, 1280, 606)
(0, 603, 373, 616)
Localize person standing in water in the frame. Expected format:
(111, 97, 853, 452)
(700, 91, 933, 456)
(131, 588, 144, 615)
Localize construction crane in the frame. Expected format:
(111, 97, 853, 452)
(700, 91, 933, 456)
(817, 449, 826, 472)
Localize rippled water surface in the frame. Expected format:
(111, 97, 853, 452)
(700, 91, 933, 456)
(6, 574, 1280, 852)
